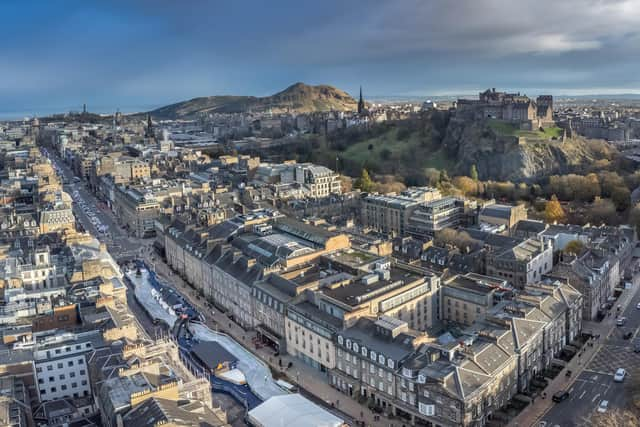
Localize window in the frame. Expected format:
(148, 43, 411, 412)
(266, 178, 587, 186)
(59, 374, 65, 380)
(57, 363, 63, 369)
(68, 361, 74, 367)
(81, 380, 87, 386)
(61, 385, 67, 390)
(49, 377, 54, 382)
(80, 370, 86, 375)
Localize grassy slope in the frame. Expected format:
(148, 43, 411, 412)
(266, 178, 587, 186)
(318, 127, 454, 175)
(487, 119, 563, 140)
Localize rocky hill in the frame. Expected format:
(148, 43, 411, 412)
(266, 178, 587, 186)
(299, 111, 613, 183)
(441, 118, 608, 181)
(147, 82, 357, 119)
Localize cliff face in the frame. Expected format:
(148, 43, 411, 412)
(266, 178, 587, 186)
(441, 118, 602, 181)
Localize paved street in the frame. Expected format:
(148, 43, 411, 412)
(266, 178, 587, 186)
(537, 282, 640, 426)
(42, 145, 144, 259)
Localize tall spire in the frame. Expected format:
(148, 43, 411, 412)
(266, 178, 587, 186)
(146, 114, 154, 139)
(358, 86, 365, 114)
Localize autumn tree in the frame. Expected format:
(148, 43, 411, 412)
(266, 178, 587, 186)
(544, 195, 565, 223)
(338, 175, 353, 193)
(453, 176, 477, 196)
(588, 197, 617, 225)
(354, 169, 375, 192)
(434, 228, 480, 253)
(470, 164, 479, 181)
(564, 240, 585, 256)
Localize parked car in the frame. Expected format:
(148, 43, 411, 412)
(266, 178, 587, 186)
(634, 341, 640, 353)
(616, 317, 627, 326)
(552, 390, 570, 402)
(597, 400, 609, 413)
(614, 368, 626, 382)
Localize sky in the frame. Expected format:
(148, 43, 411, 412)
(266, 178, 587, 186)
(2, 0, 640, 117)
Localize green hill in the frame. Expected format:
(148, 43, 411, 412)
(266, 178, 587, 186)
(299, 112, 613, 184)
(146, 82, 358, 119)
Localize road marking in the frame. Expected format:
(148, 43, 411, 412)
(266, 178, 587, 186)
(591, 393, 600, 403)
(579, 390, 587, 399)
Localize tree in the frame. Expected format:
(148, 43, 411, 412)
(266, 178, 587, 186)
(338, 175, 353, 193)
(439, 170, 450, 183)
(379, 148, 392, 161)
(453, 176, 477, 196)
(611, 187, 631, 212)
(470, 164, 479, 181)
(354, 169, 375, 192)
(545, 195, 565, 223)
(564, 240, 585, 256)
(588, 197, 617, 225)
(434, 228, 480, 253)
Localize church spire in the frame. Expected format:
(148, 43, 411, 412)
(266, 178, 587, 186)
(146, 114, 154, 139)
(358, 86, 365, 114)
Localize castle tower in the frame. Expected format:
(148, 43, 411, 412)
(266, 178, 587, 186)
(358, 86, 365, 114)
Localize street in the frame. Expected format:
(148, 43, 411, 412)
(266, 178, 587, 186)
(42, 145, 145, 260)
(541, 283, 640, 426)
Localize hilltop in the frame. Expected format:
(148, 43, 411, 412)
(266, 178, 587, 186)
(146, 82, 358, 119)
(289, 111, 615, 184)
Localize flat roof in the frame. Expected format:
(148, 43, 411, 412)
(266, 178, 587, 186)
(191, 341, 237, 371)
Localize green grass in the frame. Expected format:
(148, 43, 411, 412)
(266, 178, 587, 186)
(335, 128, 454, 171)
(487, 119, 563, 140)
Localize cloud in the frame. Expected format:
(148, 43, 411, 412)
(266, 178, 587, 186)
(279, 0, 640, 63)
(2, 0, 640, 113)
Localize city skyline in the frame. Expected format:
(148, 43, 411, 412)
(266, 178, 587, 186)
(3, 0, 640, 117)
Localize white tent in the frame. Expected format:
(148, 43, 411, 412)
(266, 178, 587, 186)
(248, 393, 345, 427)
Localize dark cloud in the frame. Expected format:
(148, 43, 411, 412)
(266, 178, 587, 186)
(1, 0, 640, 116)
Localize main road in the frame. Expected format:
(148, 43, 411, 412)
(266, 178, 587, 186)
(41, 145, 145, 260)
(541, 282, 640, 426)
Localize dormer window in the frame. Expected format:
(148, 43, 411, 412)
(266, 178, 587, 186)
(370, 351, 376, 362)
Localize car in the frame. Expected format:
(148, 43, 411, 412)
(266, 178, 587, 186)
(552, 390, 570, 402)
(614, 368, 626, 382)
(637, 302, 640, 309)
(616, 317, 627, 326)
(634, 341, 640, 353)
(597, 400, 609, 413)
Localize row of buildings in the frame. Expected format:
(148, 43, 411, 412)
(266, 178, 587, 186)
(0, 122, 233, 427)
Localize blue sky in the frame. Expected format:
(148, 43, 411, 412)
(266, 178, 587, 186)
(2, 0, 640, 116)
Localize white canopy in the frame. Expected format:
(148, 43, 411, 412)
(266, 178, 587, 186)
(248, 393, 344, 427)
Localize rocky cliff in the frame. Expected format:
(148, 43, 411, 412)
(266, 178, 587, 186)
(441, 118, 605, 181)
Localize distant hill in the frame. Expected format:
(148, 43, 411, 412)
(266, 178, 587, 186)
(146, 82, 358, 119)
